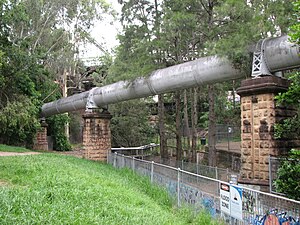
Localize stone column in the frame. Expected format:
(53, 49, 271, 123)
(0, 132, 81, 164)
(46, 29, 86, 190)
(82, 109, 112, 161)
(237, 76, 298, 189)
(33, 119, 48, 151)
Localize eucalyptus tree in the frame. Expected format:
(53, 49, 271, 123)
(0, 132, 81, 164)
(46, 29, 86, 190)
(111, 0, 167, 158)
(0, 0, 113, 148)
(161, 0, 200, 162)
(111, 0, 295, 164)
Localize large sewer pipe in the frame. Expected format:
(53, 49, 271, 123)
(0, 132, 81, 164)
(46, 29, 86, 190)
(41, 35, 300, 117)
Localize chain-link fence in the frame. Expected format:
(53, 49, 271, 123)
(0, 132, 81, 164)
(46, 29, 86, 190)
(108, 153, 300, 225)
(148, 157, 236, 182)
(269, 156, 283, 194)
(216, 124, 241, 152)
(269, 156, 300, 197)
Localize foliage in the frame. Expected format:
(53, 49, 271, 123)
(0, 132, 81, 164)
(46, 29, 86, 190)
(274, 149, 300, 200)
(46, 114, 72, 151)
(273, 1, 300, 200)
(213, 0, 294, 72)
(0, 152, 221, 224)
(0, 96, 40, 147)
(289, 0, 300, 45)
(112, 0, 295, 158)
(0, 0, 113, 148)
(110, 99, 157, 147)
(274, 57, 300, 138)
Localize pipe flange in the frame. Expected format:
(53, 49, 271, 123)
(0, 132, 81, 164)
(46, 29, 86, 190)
(86, 87, 98, 111)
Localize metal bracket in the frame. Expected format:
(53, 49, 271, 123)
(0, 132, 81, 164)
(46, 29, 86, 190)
(86, 87, 98, 111)
(251, 39, 272, 78)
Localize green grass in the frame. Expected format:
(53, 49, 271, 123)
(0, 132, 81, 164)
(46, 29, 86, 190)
(0, 144, 31, 153)
(0, 148, 223, 224)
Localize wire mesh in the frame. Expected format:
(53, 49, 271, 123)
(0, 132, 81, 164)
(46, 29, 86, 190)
(108, 152, 300, 225)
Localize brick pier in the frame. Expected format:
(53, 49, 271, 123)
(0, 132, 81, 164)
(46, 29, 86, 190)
(82, 109, 112, 161)
(237, 76, 299, 189)
(33, 119, 48, 151)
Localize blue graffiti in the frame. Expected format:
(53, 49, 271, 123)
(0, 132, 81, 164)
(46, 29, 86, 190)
(253, 209, 300, 225)
(201, 195, 216, 217)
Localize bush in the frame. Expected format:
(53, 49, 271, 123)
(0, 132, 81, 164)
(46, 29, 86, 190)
(46, 114, 71, 151)
(0, 96, 39, 147)
(274, 149, 300, 200)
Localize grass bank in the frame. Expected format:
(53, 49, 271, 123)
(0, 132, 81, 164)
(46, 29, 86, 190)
(0, 147, 222, 224)
(0, 144, 32, 153)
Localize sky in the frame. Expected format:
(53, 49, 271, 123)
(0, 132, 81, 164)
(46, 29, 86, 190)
(79, 0, 122, 63)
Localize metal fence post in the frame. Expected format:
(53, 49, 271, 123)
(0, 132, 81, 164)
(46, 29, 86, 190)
(269, 155, 272, 192)
(226, 168, 229, 181)
(215, 166, 218, 179)
(151, 161, 154, 183)
(132, 156, 135, 171)
(122, 154, 125, 168)
(177, 168, 181, 207)
(113, 152, 117, 167)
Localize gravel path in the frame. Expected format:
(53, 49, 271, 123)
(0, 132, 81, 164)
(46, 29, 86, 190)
(0, 152, 41, 157)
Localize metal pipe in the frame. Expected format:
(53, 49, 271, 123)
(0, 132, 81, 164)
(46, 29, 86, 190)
(41, 35, 300, 117)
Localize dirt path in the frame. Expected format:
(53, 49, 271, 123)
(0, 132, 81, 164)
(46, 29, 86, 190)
(0, 152, 41, 157)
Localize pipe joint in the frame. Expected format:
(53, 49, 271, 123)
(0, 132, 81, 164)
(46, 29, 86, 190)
(251, 38, 272, 78)
(86, 87, 99, 111)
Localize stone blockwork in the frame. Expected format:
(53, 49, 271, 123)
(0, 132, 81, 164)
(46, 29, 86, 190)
(82, 110, 112, 161)
(33, 119, 48, 151)
(237, 76, 299, 188)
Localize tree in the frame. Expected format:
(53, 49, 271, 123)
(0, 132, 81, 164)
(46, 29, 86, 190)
(273, 0, 300, 200)
(112, 0, 295, 164)
(110, 99, 156, 147)
(274, 149, 300, 200)
(112, 0, 168, 159)
(0, 0, 113, 148)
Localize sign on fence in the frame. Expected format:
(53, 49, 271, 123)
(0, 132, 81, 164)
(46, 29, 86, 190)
(220, 183, 231, 215)
(220, 183, 243, 221)
(230, 185, 243, 220)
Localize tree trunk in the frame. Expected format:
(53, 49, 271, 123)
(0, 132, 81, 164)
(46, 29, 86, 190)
(62, 68, 69, 140)
(191, 87, 198, 163)
(183, 90, 190, 157)
(208, 84, 217, 166)
(175, 91, 182, 161)
(158, 94, 168, 162)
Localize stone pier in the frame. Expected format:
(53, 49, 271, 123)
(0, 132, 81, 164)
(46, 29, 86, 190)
(237, 76, 298, 189)
(33, 119, 48, 151)
(82, 109, 112, 161)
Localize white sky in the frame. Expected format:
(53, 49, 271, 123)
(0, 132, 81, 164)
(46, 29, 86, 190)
(79, 0, 122, 61)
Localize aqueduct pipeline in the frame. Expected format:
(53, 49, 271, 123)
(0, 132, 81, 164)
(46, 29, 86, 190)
(41, 35, 300, 117)
(37, 35, 300, 190)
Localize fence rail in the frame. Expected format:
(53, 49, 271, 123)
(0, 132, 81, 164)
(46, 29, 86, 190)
(108, 152, 300, 225)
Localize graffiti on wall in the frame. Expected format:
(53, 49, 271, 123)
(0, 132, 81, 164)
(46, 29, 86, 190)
(243, 189, 256, 214)
(152, 172, 219, 217)
(252, 209, 300, 225)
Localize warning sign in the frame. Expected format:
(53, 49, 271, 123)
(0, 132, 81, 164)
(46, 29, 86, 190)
(220, 183, 230, 215)
(230, 185, 243, 220)
(220, 183, 243, 221)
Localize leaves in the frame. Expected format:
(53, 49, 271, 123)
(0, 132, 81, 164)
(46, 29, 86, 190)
(0, 96, 39, 146)
(274, 149, 300, 200)
(0, 0, 113, 147)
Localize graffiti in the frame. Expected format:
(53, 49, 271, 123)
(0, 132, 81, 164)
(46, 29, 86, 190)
(201, 194, 216, 217)
(243, 189, 256, 213)
(167, 181, 177, 196)
(253, 209, 300, 225)
(151, 171, 219, 217)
